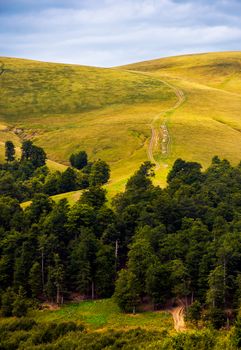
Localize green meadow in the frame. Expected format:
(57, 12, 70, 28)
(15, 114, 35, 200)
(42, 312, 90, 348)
(29, 299, 172, 332)
(1, 52, 241, 197)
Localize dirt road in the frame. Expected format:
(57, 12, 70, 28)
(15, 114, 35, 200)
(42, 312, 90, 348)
(169, 304, 186, 331)
(147, 79, 185, 168)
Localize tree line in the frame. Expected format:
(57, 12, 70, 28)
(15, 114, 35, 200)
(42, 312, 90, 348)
(2, 144, 241, 328)
(1, 141, 110, 201)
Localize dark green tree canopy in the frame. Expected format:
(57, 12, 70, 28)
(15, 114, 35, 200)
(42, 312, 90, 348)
(69, 151, 88, 170)
(21, 140, 46, 168)
(5, 141, 15, 162)
(89, 160, 110, 186)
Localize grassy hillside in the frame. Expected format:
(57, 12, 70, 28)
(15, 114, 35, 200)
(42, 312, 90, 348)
(122, 51, 241, 171)
(122, 51, 241, 93)
(0, 57, 175, 193)
(1, 52, 241, 196)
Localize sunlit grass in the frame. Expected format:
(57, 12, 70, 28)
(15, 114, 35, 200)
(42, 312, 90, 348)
(29, 299, 172, 332)
(123, 52, 241, 172)
(0, 56, 176, 194)
(1, 52, 241, 197)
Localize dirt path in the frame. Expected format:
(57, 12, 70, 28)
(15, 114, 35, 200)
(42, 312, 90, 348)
(169, 304, 186, 332)
(147, 79, 185, 168)
(119, 68, 185, 169)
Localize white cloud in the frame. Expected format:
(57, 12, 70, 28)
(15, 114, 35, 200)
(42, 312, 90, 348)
(1, 0, 241, 66)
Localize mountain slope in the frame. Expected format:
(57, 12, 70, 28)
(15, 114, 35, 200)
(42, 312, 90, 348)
(121, 52, 241, 174)
(1, 52, 241, 194)
(0, 57, 176, 192)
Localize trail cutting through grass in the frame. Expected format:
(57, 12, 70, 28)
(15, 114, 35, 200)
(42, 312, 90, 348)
(168, 299, 186, 332)
(147, 79, 185, 169)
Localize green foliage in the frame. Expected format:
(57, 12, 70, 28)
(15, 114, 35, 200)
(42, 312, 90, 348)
(167, 158, 203, 185)
(186, 301, 202, 324)
(128, 238, 156, 295)
(1, 287, 16, 317)
(21, 140, 46, 168)
(80, 186, 107, 209)
(89, 160, 110, 186)
(70, 229, 98, 297)
(206, 266, 226, 309)
(2, 156, 241, 346)
(0, 319, 84, 350)
(58, 167, 77, 193)
(95, 244, 116, 298)
(70, 151, 88, 170)
(205, 307, 226, 329)
(233, 316, 241, 348)
(12, 287, 29, 317)
(146, 263, 171, 306)
(29, 262, 42, 298)
(5, 141, 15, 162)
(114, 269, 140, 313)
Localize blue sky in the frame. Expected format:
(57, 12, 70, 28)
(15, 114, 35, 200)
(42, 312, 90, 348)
(1, 0, 241, 66)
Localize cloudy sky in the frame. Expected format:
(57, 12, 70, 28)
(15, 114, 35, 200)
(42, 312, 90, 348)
(1, 0, 241, 66)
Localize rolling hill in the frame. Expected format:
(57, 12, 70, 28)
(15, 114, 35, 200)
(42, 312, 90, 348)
(122, 51, 241, 171)
(1, 52, 241, 196)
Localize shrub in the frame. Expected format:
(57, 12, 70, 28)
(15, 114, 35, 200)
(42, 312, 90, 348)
(0, 318, 37, 332)
(32, 321, 84, 345)
(1, 287, 16, 317)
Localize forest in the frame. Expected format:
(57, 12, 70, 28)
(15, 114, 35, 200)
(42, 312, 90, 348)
(2, 141, 241, 348)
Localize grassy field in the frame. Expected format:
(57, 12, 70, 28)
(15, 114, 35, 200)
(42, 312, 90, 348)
(1, 52, 241, 197)
(123, 51, 241, 172)
(21, 189, 83, 209)
(0, 56, 176, 193)
(29, 299, 172, 332)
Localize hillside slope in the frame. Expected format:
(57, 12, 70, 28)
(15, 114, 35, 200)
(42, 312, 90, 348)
(0, 57, 176, 192)
(122, 52, 241, 172)
(1, 52, 241, 194)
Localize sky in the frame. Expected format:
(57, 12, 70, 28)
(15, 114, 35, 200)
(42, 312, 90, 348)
(1, 0, 241, 67)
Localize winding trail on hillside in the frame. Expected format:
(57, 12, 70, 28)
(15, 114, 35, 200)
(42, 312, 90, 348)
(168, 300, 186, 332)
(147, 79, 185, 169)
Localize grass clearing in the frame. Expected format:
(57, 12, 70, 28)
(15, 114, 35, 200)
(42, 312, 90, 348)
(21, 189, 83, 209)
(29, 299, 172, 332)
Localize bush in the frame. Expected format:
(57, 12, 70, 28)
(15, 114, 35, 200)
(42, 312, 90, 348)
(0, 318, 37, 332)
(12, 287, 29, 317)
(69, 151, 88, 170)
(205, 307, 226, 329)
(160, 329, 216, 350)
(0, 330, 30, 350)
(1, 288, 16, 317)
(32, 321, 84, 345)
(186, 300, 202, 324)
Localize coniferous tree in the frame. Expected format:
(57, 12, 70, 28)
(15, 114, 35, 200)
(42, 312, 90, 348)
(114, 269, 140, 313)
(5, 141, 15, 162)
(95, 244, 115, 297)
(29, 262, 42, 298)
(53, 254, 64, 305)
(70, 230, 98, 299)
(21, 140, 46, 168)
(1, 287, 16, 317)
(69, 151, 88, 170)
(206, 265, 226, 308)
(59, 167, 76, 192)
(80, 186, 107, 209)
(12, 286, 28, 317)
(89, 160, 110, 186)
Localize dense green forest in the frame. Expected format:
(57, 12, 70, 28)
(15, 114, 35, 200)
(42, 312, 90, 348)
(2, 141, 241, 348)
